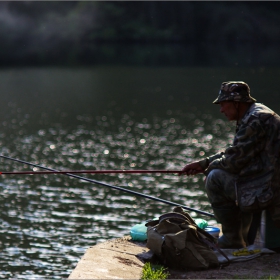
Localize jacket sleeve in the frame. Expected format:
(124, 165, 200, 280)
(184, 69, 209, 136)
(198, 152, 223, 170)
(203, 117, 266, 175)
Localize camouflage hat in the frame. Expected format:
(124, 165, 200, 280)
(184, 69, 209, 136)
(213, 81, 256, 104)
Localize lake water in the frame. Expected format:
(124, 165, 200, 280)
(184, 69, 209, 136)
(0, 66, 279, 278)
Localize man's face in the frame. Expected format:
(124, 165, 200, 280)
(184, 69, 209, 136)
(219, 101, 238, 121)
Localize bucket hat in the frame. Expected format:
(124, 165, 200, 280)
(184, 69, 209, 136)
(213, 81, 256, 104)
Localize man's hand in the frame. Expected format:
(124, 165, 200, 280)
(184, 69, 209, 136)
(181, 161, 205, 175)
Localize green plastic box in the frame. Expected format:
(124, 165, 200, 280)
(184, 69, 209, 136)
(254, 210, 280, 250)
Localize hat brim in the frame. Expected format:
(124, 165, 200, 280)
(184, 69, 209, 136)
(212, 98, 219, 104)
(212, 96, 257, 104)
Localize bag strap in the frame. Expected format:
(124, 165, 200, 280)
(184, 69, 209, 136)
(159, 217, 188, 226)
(197, 231, 231, 267)
(159, 212, 196, 226)
(146, 212, 191, 227)
(172, 206, 197, 224)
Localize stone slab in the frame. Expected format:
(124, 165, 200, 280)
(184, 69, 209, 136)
(68, 236, 149, 279)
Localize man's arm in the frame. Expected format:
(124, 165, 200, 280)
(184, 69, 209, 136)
(205, 117, 266, 175)
(181, 161, 206, 175)
(181, 152, 223, 175)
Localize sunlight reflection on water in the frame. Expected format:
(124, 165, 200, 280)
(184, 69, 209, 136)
(0, 110, 234, 278)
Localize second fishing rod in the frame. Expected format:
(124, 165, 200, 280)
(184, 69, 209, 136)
(0, 155, 214, 218)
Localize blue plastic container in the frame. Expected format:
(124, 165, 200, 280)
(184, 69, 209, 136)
(130, 223, 147, 241)
(130, 223, 220, 241)
(205, 226, 220, 238)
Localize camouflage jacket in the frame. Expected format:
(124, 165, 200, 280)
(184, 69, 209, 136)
(200, 103, 280, 181)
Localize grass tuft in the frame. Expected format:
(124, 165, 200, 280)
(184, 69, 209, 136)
(141, 262, 169, 280)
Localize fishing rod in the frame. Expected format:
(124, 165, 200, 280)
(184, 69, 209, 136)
(0, 155, 214, 218)
(0, 170, 182, 175)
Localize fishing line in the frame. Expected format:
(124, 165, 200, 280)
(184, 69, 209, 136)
(0, 155, 214, 217)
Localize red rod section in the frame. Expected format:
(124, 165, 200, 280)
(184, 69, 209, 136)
(0, 170, 182, 175)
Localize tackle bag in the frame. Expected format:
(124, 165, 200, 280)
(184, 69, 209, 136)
(146, 207, 227, 270)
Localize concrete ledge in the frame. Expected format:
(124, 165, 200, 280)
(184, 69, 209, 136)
(68, 236, 149, 279)
(67, 231, 280, 279)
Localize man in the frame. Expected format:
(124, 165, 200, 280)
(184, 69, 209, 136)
(181, 81, 280, 249)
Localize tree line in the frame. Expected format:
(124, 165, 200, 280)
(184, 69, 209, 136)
(0, 1, 279, 66)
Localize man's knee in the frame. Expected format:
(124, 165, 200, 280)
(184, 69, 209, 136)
(205, 169, 237, 203)
(205, 169, 224, 193)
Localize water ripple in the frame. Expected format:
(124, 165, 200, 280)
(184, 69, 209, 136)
(0, 112, 234, 278)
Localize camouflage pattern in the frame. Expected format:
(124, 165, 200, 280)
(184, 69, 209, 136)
(199, 103, 280, 222)
(205, 169, 237, 209)
(213, 81, 257, 104)
(204, 169, 251, 248)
